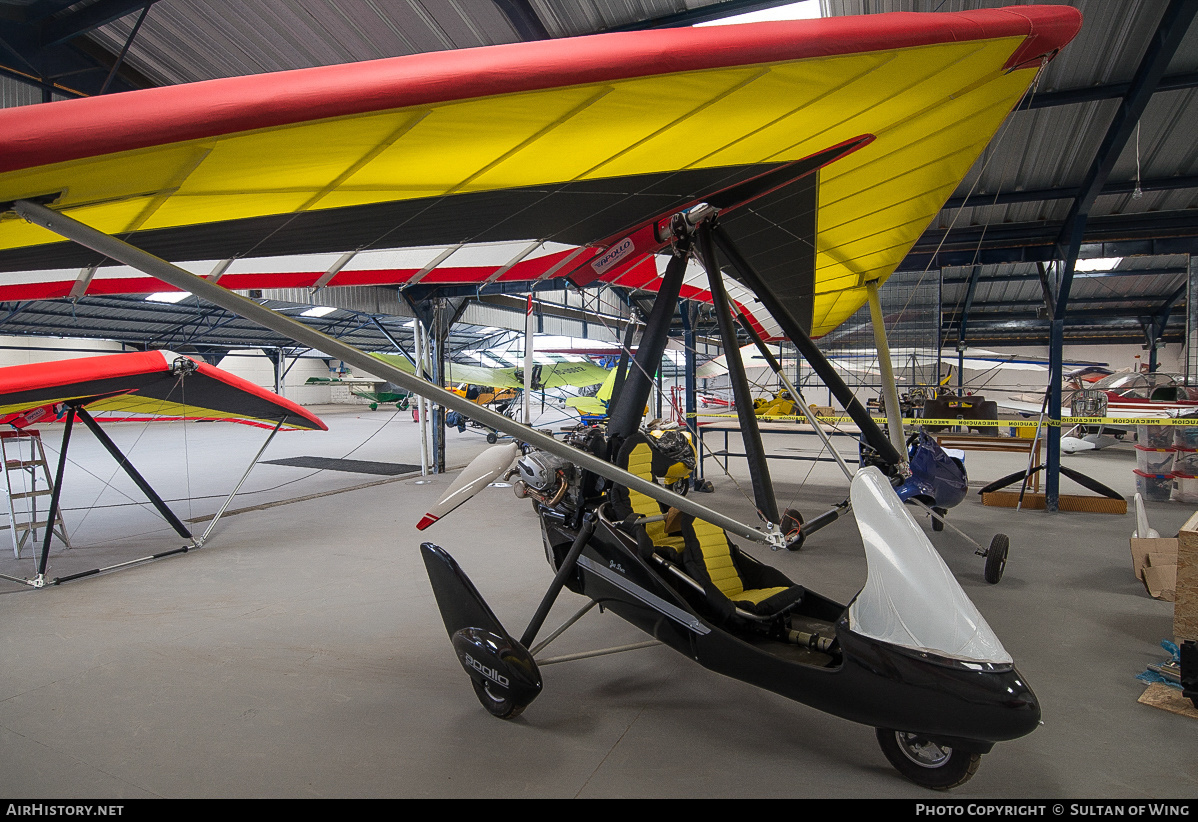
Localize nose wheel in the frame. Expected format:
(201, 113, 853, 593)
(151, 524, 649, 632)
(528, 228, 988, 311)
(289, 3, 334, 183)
(876, 728, 981, 790)
(984, 534, 1009, 584)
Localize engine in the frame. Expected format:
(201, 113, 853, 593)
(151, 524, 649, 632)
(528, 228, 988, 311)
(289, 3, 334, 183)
(509, 424, 607, 514)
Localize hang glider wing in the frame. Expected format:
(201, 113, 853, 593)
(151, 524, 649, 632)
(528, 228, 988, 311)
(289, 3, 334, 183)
(0, 350, 326, 430)
(0, 7, 1081, 338)
(371, 353, 609, 391)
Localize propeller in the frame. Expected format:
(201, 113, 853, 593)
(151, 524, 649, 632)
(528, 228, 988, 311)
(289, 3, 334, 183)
(1133, 492, 1160, 539)
(416, 443, 520, 530)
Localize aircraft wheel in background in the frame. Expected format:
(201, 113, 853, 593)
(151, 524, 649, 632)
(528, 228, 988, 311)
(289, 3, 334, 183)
(931, 507, 946, 532)
(875, 728, 981, 790)
(985, 534, 1009, 584)
(486, 432, 498, 444)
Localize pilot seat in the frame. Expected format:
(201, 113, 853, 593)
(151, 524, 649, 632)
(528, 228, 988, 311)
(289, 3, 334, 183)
(608, 430, 805, 625)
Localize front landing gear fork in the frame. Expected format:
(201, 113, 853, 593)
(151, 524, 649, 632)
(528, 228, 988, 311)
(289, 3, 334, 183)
(875, 729, 984, 790)
(519, 512, 596, 648)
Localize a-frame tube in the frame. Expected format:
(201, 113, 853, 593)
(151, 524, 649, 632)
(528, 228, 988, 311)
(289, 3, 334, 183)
(197, 416, 286, 546)
(711, 224, 902, 467)
(72, 406, 193, 540)
(10, 199, 775, 547)
(37, 406, 75, 579)
(697, 222, 778, 523)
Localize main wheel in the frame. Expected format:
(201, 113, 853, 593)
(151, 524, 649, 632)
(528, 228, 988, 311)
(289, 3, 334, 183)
(985, 534, 1009, 584)
(876, 728, 981, 790)
(472, 679, 525, 720)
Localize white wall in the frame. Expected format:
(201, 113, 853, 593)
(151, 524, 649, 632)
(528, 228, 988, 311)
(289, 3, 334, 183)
(0, 340, 352, 408)
(0, 336, 124, 367)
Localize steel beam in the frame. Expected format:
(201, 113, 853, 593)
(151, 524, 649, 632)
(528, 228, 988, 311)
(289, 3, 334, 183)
(1045, 0, 1198, 511)
(942, 174, 1198, 210)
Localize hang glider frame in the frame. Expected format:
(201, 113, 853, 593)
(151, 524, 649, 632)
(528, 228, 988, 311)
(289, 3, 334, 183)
(0, 383, 288, 588)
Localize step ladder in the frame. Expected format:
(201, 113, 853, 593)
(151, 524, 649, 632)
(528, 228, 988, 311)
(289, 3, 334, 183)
(1, 429, 70, 559)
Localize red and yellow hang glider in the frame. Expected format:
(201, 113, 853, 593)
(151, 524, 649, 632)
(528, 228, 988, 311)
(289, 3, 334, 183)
(0, 6, 1081, 338)
(0, 350, 326, 431)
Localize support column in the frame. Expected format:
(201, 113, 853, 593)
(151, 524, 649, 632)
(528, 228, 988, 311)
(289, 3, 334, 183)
(432, 301, 447, 474)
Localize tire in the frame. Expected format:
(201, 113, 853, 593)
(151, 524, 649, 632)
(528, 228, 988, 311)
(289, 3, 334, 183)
(932, 507, 947, 532)
(876, 728, 981, 790)
(486, 432, 498, 444)
(985, 534, 1009, 584)
(472, 679, 525, 720)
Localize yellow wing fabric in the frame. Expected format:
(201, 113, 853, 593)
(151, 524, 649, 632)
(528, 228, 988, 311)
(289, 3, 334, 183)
(0, 8, 1081, 337)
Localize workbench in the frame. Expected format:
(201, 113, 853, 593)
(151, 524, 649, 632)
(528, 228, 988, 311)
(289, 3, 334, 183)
(933, 433, 1043, 492)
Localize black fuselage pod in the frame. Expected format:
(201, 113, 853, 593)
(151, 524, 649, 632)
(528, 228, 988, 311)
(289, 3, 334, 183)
(543, 518, 1038, 750)
(420, 542, 542, 717)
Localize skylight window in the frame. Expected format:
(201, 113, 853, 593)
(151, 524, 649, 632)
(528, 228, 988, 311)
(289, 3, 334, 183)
(695, 0, 821, 26)
(1074, 257, 1122, 272)
(301, 306, 337, 318)
(146, 292, 189, 304)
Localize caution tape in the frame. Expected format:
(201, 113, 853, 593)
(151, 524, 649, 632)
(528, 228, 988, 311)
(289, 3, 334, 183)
(687, 413, 1198, 427)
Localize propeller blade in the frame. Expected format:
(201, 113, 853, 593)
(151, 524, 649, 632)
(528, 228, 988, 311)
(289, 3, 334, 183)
(417, 443, 519, 530)
(1133, 492, 1160, 539)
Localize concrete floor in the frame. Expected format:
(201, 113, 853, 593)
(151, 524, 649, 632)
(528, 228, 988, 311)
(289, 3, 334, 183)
(0, 404, 1194, 798)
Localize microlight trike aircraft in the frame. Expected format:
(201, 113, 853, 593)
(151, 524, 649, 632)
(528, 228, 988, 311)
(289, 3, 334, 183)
(0, 5, 1081, 789)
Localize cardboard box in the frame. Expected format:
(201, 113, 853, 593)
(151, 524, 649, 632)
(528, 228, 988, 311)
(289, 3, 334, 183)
(1131, 537, 1178, 601)
(1177, 513, 1198, 642)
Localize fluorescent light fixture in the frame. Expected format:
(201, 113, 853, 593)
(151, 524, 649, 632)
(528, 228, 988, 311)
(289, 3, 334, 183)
(1074, 257, 1122, 272)
(695, 0, 820, 26)
(301, 305, 336, 317)
(145, 291, 189, 304)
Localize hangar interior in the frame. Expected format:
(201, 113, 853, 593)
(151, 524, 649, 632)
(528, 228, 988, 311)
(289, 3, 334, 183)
(0, 0, 1196, 800)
